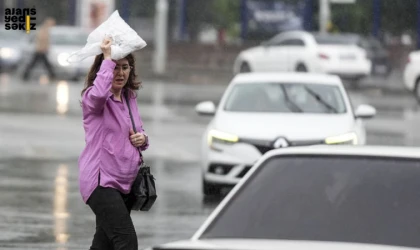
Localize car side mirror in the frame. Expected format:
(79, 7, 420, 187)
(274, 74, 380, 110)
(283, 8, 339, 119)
(195, 101, 216, 116)
(355, 104, 376, 119)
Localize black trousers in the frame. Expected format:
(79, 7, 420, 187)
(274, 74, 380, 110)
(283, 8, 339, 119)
(87, 186, 138, 250)
(22, 52, 56, 80)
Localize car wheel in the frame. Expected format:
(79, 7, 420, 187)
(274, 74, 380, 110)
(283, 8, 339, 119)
(296, 64, 307, 72)
(414, 78, 420, 104)
(239, 62, 251, 73)
(202, 178, 222, 196)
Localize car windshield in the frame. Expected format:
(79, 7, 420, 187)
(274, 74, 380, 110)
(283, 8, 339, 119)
(199, 155, 420, 249)
(223, 83, 347, 113)
(51, 32, 87, 46)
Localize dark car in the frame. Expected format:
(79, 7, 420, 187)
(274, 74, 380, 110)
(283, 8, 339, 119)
(146, 145, 420, 250)
(353, 35, 392, 76)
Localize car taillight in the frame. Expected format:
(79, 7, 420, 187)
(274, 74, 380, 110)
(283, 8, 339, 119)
(318, 53, 329, 60)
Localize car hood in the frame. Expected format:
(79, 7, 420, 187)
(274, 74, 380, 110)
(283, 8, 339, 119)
(0, 40, 24, 49)
(152, 239, 417, 250)
(213, 112, 354, 141)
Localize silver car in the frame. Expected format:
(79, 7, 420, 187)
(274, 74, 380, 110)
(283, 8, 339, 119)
(0, 28, 25, 72)
(20, 25, 95, 81)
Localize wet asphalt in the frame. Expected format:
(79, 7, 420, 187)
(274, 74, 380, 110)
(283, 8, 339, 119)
(1, 72, 420, 249)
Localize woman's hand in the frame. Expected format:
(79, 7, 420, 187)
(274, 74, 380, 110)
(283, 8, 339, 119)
(100, 37, 112, 60)
(129, 129, 147, 147)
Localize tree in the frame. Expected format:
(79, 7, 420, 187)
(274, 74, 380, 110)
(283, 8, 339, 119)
(185, 0, 213, 43)
(330, 0, 371, 35)
(381, 0, 416, 35)
(212, 0, 240, 30)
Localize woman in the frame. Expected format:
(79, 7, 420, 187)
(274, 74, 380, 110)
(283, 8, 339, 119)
(78, 37, 149, 250)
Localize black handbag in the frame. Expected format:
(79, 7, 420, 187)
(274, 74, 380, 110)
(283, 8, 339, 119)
(124, 91, 157, 211)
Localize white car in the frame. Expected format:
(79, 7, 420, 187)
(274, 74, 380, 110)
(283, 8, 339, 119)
(195, 72, 376, 195)
(19, 26, 94, 81)
(403, 50, 420, 102)
(233, 31, 372, 82)
(147, 145, 420, 250)
(0, 28, 25, 71)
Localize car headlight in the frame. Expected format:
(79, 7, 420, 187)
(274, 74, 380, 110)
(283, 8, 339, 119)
(0, 47, 14, 59)
(207, 129, 239, 146)
(57, 52, 70, 67)
(325, 132, 358, 145)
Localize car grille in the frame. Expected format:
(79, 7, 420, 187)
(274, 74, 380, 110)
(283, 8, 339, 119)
(236, 166, 252, 178)
(208, 163, 234, 175)
(254, 145, 274, 154)
(245, 139, 325, 155)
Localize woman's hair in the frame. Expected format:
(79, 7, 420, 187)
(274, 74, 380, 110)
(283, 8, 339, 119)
(80, 53, 142, 98)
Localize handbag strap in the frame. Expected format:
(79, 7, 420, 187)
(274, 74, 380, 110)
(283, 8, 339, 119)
(124, 90, 143, 158)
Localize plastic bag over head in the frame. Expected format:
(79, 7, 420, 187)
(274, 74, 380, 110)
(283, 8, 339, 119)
(67, 10, 147, 63)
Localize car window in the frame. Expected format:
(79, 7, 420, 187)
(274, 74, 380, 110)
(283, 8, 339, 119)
(274, 39, 305, 46)
(313, 34, 356, 45)
(50, 32, 88, 46)
(223, 83, 347, 113)
(199, 155, 420, 249)
(0, 30, 24, 41)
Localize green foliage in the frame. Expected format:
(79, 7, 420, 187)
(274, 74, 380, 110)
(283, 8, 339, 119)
(212, 0, 241, 29)
(329, 0, 372, 34)
(328, 0, 417, 35)
(380, 0, 416, 34)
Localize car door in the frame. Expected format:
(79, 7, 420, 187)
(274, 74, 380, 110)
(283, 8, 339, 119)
(265, 37, 307, 72)
(282, 38, 308, 71)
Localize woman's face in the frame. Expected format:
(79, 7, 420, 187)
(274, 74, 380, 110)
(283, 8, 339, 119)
(111, 58, 131, 92)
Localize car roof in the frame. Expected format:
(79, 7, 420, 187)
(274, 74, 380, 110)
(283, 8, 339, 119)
(276, 30, 310, 36)
(231, 72, 342, 86)
(263, 145, 420, 160)
(311, 32, 360, 38)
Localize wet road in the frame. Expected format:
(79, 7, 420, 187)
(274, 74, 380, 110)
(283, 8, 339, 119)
(1, 73, 420, 249)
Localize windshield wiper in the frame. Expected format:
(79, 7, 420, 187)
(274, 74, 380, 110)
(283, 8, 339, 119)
(279, 85, 303, 113)
(303, 86, 338, 113)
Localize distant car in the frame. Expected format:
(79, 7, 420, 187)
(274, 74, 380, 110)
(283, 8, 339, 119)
(195, 72, 376, 195)
(20, 25, 94, 81)
(148, 145, 420, 250)
(357, 36, 392, 76)
(233, 31, 372, 82)
(0, 28, 25, 72)
(403, 50, 420, 102)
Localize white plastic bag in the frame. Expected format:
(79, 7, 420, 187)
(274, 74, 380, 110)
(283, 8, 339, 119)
(67, 10, 147, 63)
